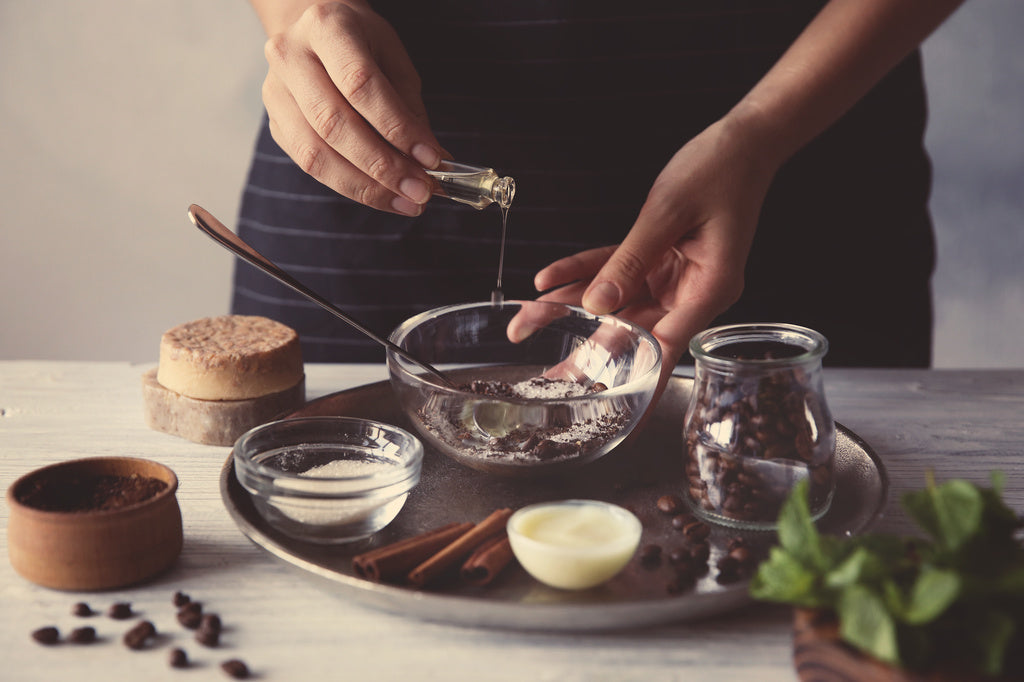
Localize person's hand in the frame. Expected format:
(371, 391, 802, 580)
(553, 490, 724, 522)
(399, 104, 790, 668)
(533, 116, 781, 395)
(260, 2, 444, 216)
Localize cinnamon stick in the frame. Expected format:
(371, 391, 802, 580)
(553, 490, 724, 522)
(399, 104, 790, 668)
(352, 521, 474, 583)
(459, 533, 515, 587)
(407, 508, 514, 587)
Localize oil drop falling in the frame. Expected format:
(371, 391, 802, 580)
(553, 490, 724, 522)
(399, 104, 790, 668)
(491, 203, 510, 306)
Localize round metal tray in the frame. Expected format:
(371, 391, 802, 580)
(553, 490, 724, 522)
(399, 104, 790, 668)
(220, 375, 887, 632)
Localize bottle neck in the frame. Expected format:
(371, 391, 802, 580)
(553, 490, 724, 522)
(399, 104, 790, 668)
(489, 176, 516, 209)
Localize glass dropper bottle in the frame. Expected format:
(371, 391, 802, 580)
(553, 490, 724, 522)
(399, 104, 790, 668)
(425, 161, 516, 209)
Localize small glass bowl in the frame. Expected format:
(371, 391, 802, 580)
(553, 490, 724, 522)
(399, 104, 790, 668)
(387, 301, 662, 477)
(233, 417, 423, 544)
(506, 499, 642, 590)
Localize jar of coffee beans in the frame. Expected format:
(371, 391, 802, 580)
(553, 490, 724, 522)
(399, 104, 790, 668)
(683, 323, 836, 529)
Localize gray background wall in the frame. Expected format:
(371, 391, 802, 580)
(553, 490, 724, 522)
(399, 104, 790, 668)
(1, 1, 1021, 367)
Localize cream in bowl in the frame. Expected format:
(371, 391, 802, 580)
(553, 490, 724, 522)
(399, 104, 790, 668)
(234, 417, 423, 544)
(507, 500, 642, 590)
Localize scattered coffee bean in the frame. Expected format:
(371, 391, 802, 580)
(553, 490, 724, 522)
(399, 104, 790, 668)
(690, 541, 711, 564)
(31, 626, 59, 645)
(200, 613, 222, 633)
(656, 494, 684, 515)
(196, 627, 220, 648)
(71, 602, 94, 617)
(691, 518, 715, 539)
(666, 566, 696, 594)
(671, 513, 693, 530)
(639, 543, 662, 568)
(667, 548, 690, 568)
(69, 626, 97, 644)
(177, 602, 203, 629)
(682, 520, 711, 542)
(221, 659, 250, 679)
(123, 620, 156, 650)
(172, 591, 191, 608)
(728, 545, 752, 565)
(715, 555, 744, 584)
(107, 602, 133, 619)
(169, 647, 189, 669)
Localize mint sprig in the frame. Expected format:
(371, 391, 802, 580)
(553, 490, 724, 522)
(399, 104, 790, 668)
(750, 474, 1024, 676)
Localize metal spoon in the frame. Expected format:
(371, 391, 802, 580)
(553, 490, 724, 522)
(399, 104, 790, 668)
(187, 204, 455, 387)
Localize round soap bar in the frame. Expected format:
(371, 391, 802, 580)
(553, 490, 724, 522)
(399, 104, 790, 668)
(507, 500, 642, 590)
(157, 315, 302, 400)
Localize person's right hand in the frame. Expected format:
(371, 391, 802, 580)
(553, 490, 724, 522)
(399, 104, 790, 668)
(260, 2, 444, 216)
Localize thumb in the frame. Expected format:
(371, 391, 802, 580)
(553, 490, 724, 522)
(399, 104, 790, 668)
(581, 237, 661, 315)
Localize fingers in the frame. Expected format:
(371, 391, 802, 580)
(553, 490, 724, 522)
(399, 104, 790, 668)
(579, 201, 694, 316)
(262, 3, 444, 215)
(506, 300, 572, 344)
(534, 246, 617, 294)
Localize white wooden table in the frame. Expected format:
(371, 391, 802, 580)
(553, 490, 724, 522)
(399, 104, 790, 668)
(2, 362, 1022, 681)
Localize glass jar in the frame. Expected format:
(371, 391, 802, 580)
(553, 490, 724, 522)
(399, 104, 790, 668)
(683, 323, 836, 529)
(426, 161, 515, 209)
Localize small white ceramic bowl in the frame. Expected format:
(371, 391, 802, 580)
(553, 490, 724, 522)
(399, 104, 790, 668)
(233, 417, 423, 544)
(507, 499, 642, 590)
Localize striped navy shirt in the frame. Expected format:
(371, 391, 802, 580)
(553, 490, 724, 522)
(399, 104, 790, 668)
(232, 1, 934, 366)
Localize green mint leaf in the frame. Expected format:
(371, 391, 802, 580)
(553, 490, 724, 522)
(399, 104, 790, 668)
(749, 547, 824, 606)
(825, 546, 884, 589)
(776, 480, 825, 570)
(970, 608, 1016, 677)
(838, 584, 901, 665)
(901, 565, 960, 625)
(902, 477, 984, 552)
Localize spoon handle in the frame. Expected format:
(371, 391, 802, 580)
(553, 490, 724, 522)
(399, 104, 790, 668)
(187, 204, 454, 387)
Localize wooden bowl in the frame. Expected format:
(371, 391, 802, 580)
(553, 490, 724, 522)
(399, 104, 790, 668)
(6, 457, 183, 590)
(793, 608, 1009, 682)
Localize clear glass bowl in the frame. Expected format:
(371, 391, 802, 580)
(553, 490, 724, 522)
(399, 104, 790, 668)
(233, 417, 423, 544)
(387, 301, 662, 477)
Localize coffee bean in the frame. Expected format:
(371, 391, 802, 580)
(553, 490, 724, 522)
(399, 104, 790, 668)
(690, 541, 711, 564)
(682, 520, 711, 542)
(69, 626, 96, 644)
(671, 513, 693, 530)
(200, 613, 222, 633)
(715, 556, 744, 584)
(530, 439, 561, 460)
(666, 572, 695, 595)
(668, 561, 696, 593)
(639, 543, 662, 568)
(169, 647, 189, 669)
(123, 620, 156, 650)
(221, 659, 250, 679)
(196, 627, 220, 648)
(172, 591, 191, 608)
(656, 494, 684, 515)
(71, 602, 94, 617)
(31, 626, 59, 645)
(177, 602, 203, 629)
(667, 548, 691, 568)
(107, 602, 133, 619)
(729, 545, 752, 565)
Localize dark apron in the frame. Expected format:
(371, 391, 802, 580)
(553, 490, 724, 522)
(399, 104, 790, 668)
(232, 0, 934, 366)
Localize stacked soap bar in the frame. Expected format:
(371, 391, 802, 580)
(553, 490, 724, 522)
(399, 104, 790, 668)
(142, 315, 305, 446)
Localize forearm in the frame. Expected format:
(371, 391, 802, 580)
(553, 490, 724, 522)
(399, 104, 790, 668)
(727, 0, 964, 169)
(248, 0, 370, 35)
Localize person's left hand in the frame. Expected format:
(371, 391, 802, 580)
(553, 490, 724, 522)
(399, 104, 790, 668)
(530, 116, 781, 397)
